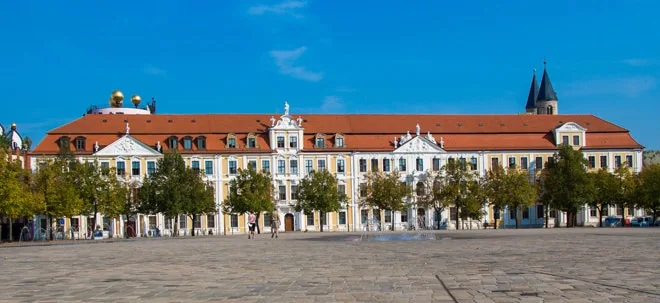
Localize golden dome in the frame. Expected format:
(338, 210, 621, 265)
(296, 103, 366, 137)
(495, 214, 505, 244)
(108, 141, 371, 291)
(131, 94, 142, 107)
(110, 90, 124, 108)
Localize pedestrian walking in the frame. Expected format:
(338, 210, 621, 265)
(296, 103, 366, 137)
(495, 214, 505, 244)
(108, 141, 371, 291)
(248, 212, 257, 239)
(271, 211, 280, 238)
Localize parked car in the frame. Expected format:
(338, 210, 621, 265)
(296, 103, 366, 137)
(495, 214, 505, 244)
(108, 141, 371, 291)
(602, 217, 622, 227)
(631, 216, 653, 227)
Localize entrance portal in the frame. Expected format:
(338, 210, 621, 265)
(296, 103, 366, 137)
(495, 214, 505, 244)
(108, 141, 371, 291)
(284, 214, 294, 232)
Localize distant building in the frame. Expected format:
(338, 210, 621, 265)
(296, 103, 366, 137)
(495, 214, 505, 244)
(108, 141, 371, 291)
(30, 66, 645, 237)
(643, 150, 660, 166)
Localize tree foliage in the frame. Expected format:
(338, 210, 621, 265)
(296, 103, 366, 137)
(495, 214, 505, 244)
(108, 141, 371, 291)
(222, 168, 274, 233)
(294, 170, 347, 232)
(183, 169, 216, 236)
(0, 150, 39, 241)
(588, 169, 617, 227)
(415, 173, 450, 229)
(635, 164, 660, 223)
(440, 160, 485, 229)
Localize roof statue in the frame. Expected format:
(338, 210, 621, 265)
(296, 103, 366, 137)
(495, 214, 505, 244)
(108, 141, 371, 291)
(125, 122, 130, 135)
(393, 137, 398, 148)
(297, 116, 303, 126)
(439, 137, 445, 148)
(426, 131, 436, 144)
(284, 101, 290, 116)
(94, 141, 99, 152)
(156, 141, 162, 152)
(270, 116, 276, 127)
(416, 123, 421, 136)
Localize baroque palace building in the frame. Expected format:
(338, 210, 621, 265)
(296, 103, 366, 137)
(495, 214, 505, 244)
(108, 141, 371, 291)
(30, 66, 644, 238)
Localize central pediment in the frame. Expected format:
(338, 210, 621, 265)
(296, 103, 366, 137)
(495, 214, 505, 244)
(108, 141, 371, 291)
(94, 135, 161, 157)
(393, 136, 445, 154)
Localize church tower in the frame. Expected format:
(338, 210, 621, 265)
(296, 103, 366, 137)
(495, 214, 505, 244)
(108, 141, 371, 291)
(535, 61, 558, 115)
(525, 69, 539, 114)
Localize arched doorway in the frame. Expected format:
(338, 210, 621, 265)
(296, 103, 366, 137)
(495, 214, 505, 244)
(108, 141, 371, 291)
(284, 214, 294, 232)
(417, 208, 426, 229)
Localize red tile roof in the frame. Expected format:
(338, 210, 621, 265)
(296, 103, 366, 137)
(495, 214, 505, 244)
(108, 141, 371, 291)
(31, 113, 642, 155)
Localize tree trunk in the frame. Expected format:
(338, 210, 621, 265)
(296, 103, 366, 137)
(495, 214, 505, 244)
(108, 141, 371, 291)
(435, 208, 441, 230)
(653, 209, 658, 228)
(598, 204, 603, 228)
(49, 215, 54, 241)
(319, 211, 324, 232)
(8, 216, 13, 242)
(191, 216, 196, 237)
(494, 209, 498, 230)
(256, 212, 261, 234)
(455, 207, 460, 230)
(544, 205, 549, 229)
(174, 215, 179, 237)
(515, 207, 519, 229)
(93, 201, 98, 233)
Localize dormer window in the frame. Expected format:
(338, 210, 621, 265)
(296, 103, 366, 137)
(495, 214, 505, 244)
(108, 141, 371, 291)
(74, 136, 86, 151)
(315, 134, 326, 148)
(335, 134, 344, 148)
(196, 136, 206, 150)
(247, 133, 257, 148)
(289, 136, 298, 148)
(183, 136, 193, 150)
(59, 136, 71, 151)
(277, 136, 285, 148)
(227, 133, 237, 148)
(168, 136, 178, 150)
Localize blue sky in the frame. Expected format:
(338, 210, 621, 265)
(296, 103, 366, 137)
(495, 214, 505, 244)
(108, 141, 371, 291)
(1, 1, 658, 149)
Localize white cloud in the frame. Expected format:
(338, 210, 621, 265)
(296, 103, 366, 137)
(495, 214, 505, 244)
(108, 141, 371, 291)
(269, 46, 323, 82)
(248, 0, 307, 18)
(143, 65, 166, 76)
(622, 58, 658, 67)
(320, 96, 344, 112)
(564, 76, 658, 98)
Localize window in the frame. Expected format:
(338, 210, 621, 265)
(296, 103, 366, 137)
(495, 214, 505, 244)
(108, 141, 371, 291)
(600, 156, 608, 168)
(305, 160, 313, 174)
(549, 210, 556, 218)
(562, 135, 569, 145)
(627, 207, 634, 216)
(165, 217, 172, 230)
(291, 185, 298, 200)
(510, 209, 517, 220)
(317, 159, 326, 171)
(588, 156, 596, 169)
(71, 218, 80, 231)
(459, 157, 466, 168)
(590, 208, 597, 217)
(207, 214, 215, 228)
(491, 158, 499, 168)
(508, 157, 516, 169)
(602, 207, 608, 216)
(74, 137, 86, 151)
(277, 136, 285, 148)
(616, 207, 622, 216)
(179, 215, 187, 229)
(191, 160, 200, 172)
(614, 156, 622, 168)
(227, 136, 236, 148)
(335, 134, 344, 148)
(521, 157, 528, 170)
(146, 161, 155, 176)
(228, 160, 237, 175)
(361, 209, 368, 223)
(183, 136, 193, 150)
(230, 214, 238, 228)
(359, 159, 367, 172)
(59, 136, 71, 150)
(383, 159, 390, 172)
(432, 158, 440, 171)
(626, 155, 633, 168)
(261, 160, 270, 173)
(168, 136, 178, 150)
(547, 157, 553, 166)
(279, 185, 287, 200)
(194, 215, 202, 229)
(384, 210, 392, 223)
(307, 212, 314, 226)
(339, 211, 346, 224)
(535, 157, 543, 170)
(416, 158, 424, 171)
(337, 184, 346, 195)
(359, 183, 367, 197)
(289, 136, 297, 148)
(337, 159, 345, 173)
(536, 205, 544, 218)
(398, 158, 406, 171)
(371, 158, 379, 172)
(196, 136, 206, 150)
(494, 207, 500, 220)
(116, 161, 125, 176)
(290, 159, 298, 174)
(470, 157, 478, 170)
(573, 135, 580, 146)
(132, 161, 141, 176)
(247, 134, 256, 148)
(248, 160, 257, 171)
(277, 160, 286, 174)
(522, 207, 529, 219)
(401, 211, 408, 223)
(450, 207, 457, 221)
(101, 162, 110, 175)
(321, 212, 327, 226)
(205, 160, 213, 175)
(263, 212, 272, 227)
(373, 209, 380, 222)
(315, 134, 325, 148)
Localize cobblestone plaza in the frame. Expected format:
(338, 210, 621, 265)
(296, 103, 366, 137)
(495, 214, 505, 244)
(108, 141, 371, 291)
(1, 229, 658, 302)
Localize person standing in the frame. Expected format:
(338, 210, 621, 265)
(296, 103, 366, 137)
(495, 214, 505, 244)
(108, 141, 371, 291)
(271, 211, 280, 239)
(248, 212, 257, 239)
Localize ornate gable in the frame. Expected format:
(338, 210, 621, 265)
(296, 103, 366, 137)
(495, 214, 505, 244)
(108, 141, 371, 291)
(393, 136, 445, 154)
(94, 135, 161, 157)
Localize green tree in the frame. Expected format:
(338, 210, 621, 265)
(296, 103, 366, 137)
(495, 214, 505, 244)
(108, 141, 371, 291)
(362, 171, 409, 231)
(441, 160, 478, 230)
(0, 150, 38, 241)
(183, 168, 216, 236)
(463, 175, 488, 229)
(222, 168, 274, 234)
(485, 164, 507, 229)
(33, 159, 84, 240)
(504, 168, 537, 229)
(294, 170, 347, 232)
(612, 165, 635, 226)
(72, 161, 106, 231)
(636, 164, 660, 223)
(588, 169, 617, 227)
(415, 173, 450, 229)
(540, 145, 591, 227)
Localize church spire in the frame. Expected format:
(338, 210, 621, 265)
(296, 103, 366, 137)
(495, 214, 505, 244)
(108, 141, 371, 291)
(525, 68, 539, 112)
(537, 60, 558, 101)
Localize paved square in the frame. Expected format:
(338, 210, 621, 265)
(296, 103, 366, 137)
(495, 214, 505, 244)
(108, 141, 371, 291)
(0, 228, 658, 302)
